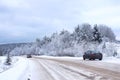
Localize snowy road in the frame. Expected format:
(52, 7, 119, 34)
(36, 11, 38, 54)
(1, 56, 120, 80)
(28, 56, 120, 80)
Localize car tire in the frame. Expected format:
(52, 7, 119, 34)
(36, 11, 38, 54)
(89, 58, 92, 60)
(99, 58, 102, 60)
(93, 58, 95, 60)
(83, 57, 85, 60)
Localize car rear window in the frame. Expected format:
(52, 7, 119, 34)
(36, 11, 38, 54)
(85, 50, 100, 54)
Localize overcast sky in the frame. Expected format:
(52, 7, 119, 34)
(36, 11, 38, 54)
(0, 0, 120, 44)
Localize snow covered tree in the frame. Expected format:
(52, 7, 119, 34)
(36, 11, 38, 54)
(93, 24, 102, 43)
(80, 23, 93, 42)
(36, 38, 41, 47)
(73, 23, 93, 43)
(59, 30, 72, 48)
(5, 53, 11, 65)
(73, 25, 81, 43)
(42, 36, 51, 45)
(97, 25, 116, 41)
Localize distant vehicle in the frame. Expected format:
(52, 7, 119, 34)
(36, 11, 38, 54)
(83, 50, 103, 60)
(27, 54, 32, 58)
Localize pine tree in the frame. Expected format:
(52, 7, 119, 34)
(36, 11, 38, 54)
(93, 24, 102, 43)
(5, 53, 11, 65)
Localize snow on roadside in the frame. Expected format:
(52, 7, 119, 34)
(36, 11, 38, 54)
(0, 56, 18, 73)
(0, 57, 29, 80)
(102, 57, 120, 64)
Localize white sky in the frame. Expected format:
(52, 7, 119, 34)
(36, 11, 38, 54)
(0, 0, 120, 43)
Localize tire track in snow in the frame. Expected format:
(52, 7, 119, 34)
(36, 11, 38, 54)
(37, 59, 70, 80)
(35, 57, 120, 80)
(29, 58, 55, 80)
(36, 58, 103, 80)
(40, 58, 107, 80)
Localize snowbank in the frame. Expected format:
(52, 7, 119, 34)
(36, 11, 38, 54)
(102, 57, 120, 64)
(0, 56, 18, 73)
(0, 57, 28, 80)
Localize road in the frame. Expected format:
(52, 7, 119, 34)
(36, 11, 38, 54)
(27, 56, 120, 80)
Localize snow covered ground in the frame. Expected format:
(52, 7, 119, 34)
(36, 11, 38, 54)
(0, 56, 18, 73)
(0, 57, 28, 80)
(102, 56, 120, 64)
(0, 56, 120, 80)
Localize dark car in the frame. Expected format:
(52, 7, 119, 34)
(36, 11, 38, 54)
(27, 54, 32, 58)
(83, 50, 103, 60)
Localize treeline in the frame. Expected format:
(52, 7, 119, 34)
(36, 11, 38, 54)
(0, 43, 32, 56)
(9, 23, 116, 57)
(38, 24, 115, 47)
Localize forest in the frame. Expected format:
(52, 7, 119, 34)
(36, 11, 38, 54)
(0, 23, 118, 57)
